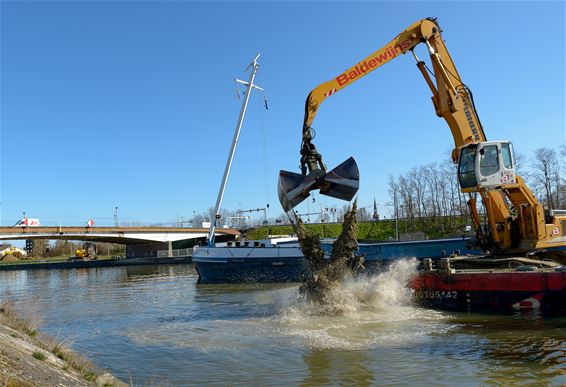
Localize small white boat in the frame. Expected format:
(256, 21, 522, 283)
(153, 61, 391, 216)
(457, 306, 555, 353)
(192, 54, 309, 282)
(193, 236, 307, 283)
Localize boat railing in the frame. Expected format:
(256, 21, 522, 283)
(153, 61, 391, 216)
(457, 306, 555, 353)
(156, 248, 193, 258)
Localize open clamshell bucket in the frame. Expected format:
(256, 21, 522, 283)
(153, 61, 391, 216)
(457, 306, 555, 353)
(278, 157, 360, 212)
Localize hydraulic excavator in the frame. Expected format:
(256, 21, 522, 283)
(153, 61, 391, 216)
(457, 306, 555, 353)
(278, 17, 566, 257)
(69, 242, 97, 261)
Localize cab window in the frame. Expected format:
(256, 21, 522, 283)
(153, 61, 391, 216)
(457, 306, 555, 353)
(458, 147, 477, 188)
(480, 145, 499, 176)
(501, 143, 513, 169)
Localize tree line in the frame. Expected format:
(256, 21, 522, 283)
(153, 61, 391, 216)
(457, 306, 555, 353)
(118, 143, 566, 232)
(27, 240, 125, 259)
(387, 144, 566, 235)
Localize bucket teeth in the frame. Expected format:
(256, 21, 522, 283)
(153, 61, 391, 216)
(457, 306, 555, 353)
(278, 157, 359, 212)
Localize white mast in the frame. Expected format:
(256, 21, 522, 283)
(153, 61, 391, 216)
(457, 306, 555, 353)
(207, 54, 263, 246)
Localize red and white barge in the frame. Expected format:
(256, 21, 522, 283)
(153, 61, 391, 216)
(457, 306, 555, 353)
(411, 257, 566, 315)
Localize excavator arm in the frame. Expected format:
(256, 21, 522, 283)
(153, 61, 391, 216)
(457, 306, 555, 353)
(280, 19, 445, 213)
(300, 18, 484, 171)
(279, 17, 566, 255)
(299, 19, 435, 176)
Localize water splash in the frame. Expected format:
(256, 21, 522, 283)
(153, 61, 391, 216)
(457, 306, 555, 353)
(277, 258, 448, 350)
(296, 258, 419, 316)
(125, 260, 448, 352)
(294, 201, 364, 304)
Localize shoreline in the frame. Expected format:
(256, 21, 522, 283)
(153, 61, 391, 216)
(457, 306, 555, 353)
(0, 256, 192, 271)
(0, 300, 127, 386)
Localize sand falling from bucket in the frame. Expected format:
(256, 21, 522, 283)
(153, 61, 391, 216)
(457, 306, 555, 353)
(293, 201, 365, 309)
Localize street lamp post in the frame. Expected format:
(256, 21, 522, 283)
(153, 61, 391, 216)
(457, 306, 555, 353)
(114, 207, 119, 227)
(393, 190, 399, 241)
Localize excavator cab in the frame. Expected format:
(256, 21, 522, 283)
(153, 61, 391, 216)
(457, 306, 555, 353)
(458, 141, 516, 190)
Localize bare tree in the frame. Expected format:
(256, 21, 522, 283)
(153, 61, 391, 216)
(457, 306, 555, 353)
(441, 159, 467, 223)
(30, 239, 48, 258)
(409, 168, 426, 221)
(336, 203, 352, 223)
(274, 213, 291, 225)
(205, 207, 239, 228)
(120, 221, 150, 226)
(382, 144, 565, 238)
(422, 163, 444, 231)
(356, 207, 373, 222)
(397, 175, 415, 229)
(191, 212, 208, 228)
(531, 147, 560, 209)
(51, 240, 75, 257)
(513, 151, 528, 179)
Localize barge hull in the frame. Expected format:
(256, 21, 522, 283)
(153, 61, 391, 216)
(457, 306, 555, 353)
(412, 271, 566, 315)
(195, 256, 308, 283)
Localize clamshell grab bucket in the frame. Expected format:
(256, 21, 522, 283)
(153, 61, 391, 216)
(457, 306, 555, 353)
(278, 157, 360, 212)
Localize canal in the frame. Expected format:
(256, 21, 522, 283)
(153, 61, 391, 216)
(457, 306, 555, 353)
(0, 263, 564, 386)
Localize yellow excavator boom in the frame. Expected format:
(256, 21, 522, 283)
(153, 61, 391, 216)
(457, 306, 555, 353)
(280, 17, 566, 256)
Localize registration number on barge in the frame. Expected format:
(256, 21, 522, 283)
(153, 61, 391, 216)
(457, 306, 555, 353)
(415, 290, 458, 299)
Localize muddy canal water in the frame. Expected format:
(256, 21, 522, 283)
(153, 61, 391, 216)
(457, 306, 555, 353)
(0, 263, 564, 386)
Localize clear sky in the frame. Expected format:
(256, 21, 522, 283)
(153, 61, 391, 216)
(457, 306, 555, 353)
(1, 1, 564, 227)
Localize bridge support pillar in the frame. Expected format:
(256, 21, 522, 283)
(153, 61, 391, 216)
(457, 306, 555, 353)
(168, 241, 173, 257)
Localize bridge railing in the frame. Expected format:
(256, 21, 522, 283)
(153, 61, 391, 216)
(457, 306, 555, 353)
(156, 248, 193, 258)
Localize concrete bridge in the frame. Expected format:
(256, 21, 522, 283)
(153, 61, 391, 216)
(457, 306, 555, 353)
(0, 226, 239, 244)
(0, 226, 240, 258)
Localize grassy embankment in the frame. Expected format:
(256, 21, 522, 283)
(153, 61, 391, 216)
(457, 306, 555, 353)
(242, 218, 469, 241)
(0, 298, 126, 387)
(0, 255, 119, 266)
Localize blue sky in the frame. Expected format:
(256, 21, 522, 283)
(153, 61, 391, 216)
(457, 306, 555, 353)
(1, 1, 565, 226)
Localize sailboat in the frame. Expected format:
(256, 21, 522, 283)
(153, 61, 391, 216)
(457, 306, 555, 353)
(192, 55, 308, 283)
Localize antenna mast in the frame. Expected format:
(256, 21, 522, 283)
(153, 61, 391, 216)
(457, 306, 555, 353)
(207, 54, 263, 246)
